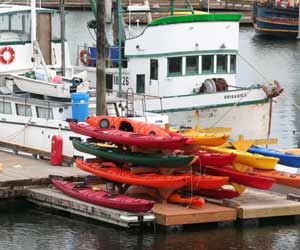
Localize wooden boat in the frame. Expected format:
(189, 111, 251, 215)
(249, 146, 300, 168)
(86, 116, 171, 136)
(72, 139, 196, 167)
(167, 193, 205, 207)
(203, 165, 275, 190)
(253, 169, 300, 188)
(193, 151, 236, 167)
(206, 147, 279, 170)
(76, 159, 189, 189)
(69, 122, 187, 149)
(51, 179, 155, 212)
(179, 129, 229, 146)
(177, 173, 229, 190)
(188, 188, 240, 199)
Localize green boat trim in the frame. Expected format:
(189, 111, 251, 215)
(72, 140, 194, 168)
(148, 14, 242, 27)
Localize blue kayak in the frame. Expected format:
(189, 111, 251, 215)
(248, 146, 300, 168)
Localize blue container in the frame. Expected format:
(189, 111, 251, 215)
(71, 92, 89, 122)
(110, 46, 119, 66)
(89, 47, 97, 66)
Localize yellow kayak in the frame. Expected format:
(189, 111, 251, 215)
(179, 130, 229, 146)
(206, 147, 279, 170)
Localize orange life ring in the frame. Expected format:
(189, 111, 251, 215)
(79, 49, 91, 66)
(0, 47, 15, 64)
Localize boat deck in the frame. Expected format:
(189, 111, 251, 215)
(1, 149, 300, 227)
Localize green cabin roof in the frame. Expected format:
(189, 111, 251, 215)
(148, 13, 242, 27)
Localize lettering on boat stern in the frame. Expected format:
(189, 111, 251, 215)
(224, 93, 247, 100)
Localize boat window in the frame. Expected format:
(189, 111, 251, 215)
(16, 104, 32, 117)
(230, 55, 236, 73)
(36, 107, 54, 119)
(202, 55, 214, 74)
(0, 101, 12, 114)
(168, 57, 182, 76)
(186, 56, 198, 75)
(150, 59, 158, 80)
(216, 55, 228, 73)
(0, 13, 31, 43)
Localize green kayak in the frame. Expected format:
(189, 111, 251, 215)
(72, 140, 195, 168)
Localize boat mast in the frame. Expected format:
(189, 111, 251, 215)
(117, 0, 123, 94)
(298, 3, 300, 39)
(96, 0, 106, 115)
(31, 0, 37, 71)
(60, 0, 66, 75)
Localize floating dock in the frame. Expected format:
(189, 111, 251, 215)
(1, 149, 300, 228)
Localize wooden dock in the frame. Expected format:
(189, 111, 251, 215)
(1, 149, 300, 228)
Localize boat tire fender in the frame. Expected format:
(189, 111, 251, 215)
(79, 49, 91, 66)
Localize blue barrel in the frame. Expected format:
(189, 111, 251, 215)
(110, 46, 119, 66)
(71, 92, 89, 122)
(89, 47, 97, 66)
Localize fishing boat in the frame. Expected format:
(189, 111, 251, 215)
(75, 1, 283, 139)
(0, 3, 168, 156)
(206, 147, 279, 170)
(249, 146, 300, 168)
(72, 139, 196, 167)
(203, 165, 275, 190)
(253, 0, 300, 38)
(69, 122, 187, 149)
(51, 178, 155, 212)
(76, 159, 189, 189)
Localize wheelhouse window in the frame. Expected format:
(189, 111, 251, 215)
(168, 57, 182, 76)
(216, 55, 228, 73)
(230, 55, 236, 73)
(202, 55, 214, 74)
(150, 59, 158, 80)
(0, 101, 12, 114)
(16, 104, 32, 116)
(36, 107, 53, 119)
(186, 56, 198, 75)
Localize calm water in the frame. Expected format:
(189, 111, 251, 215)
(2, 12, 300, 250)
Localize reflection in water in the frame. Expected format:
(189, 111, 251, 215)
(1, 202, 300, 250)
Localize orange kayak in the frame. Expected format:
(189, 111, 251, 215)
(167, 193, 205, 207)
(86, 116, 171, 136)
(177, 173, 229, 190)
(253, 169, 300, 188)
(76, 159, 188, 190)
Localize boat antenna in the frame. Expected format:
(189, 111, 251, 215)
(31, 0, 37, 71)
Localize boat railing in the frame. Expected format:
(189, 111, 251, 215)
(76, 44, 128, 69)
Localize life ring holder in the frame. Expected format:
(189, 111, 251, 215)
(79, 49, 91, 66)
(0, 47, 15, 64)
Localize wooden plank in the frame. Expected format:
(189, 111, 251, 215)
(229, 189, 300, 219)
(153, 202, 236, 226)
(0, 139, 73, 165)
(26, 187, 155, 228)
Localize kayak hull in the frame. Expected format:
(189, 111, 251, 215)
(72, 139, 195, 167)
(51, 179, 155, 213)
(190, 188, 240, 199)
(193, 152, 236, 167)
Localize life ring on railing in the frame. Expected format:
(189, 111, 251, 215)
(79, 49, 91, 66)
(0, 47, 15, 64)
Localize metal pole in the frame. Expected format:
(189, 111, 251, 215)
(118, 0, 123, 95)
(170, 0, 174, 15)
(60, 0, 66, 76)
(96, 0, 107, 115)
(31, 0, 36, 70)
(297, 2, 300, 39)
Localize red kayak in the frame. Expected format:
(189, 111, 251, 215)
(76, 159, 189, 190)
(177, 173, 229, 190)
(193, 152, 236, 167)
(69, 122, 187, 149)
(203, 165, 275, 190)
(51, 179, 155, 213)
(190, 188, 240, 199)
